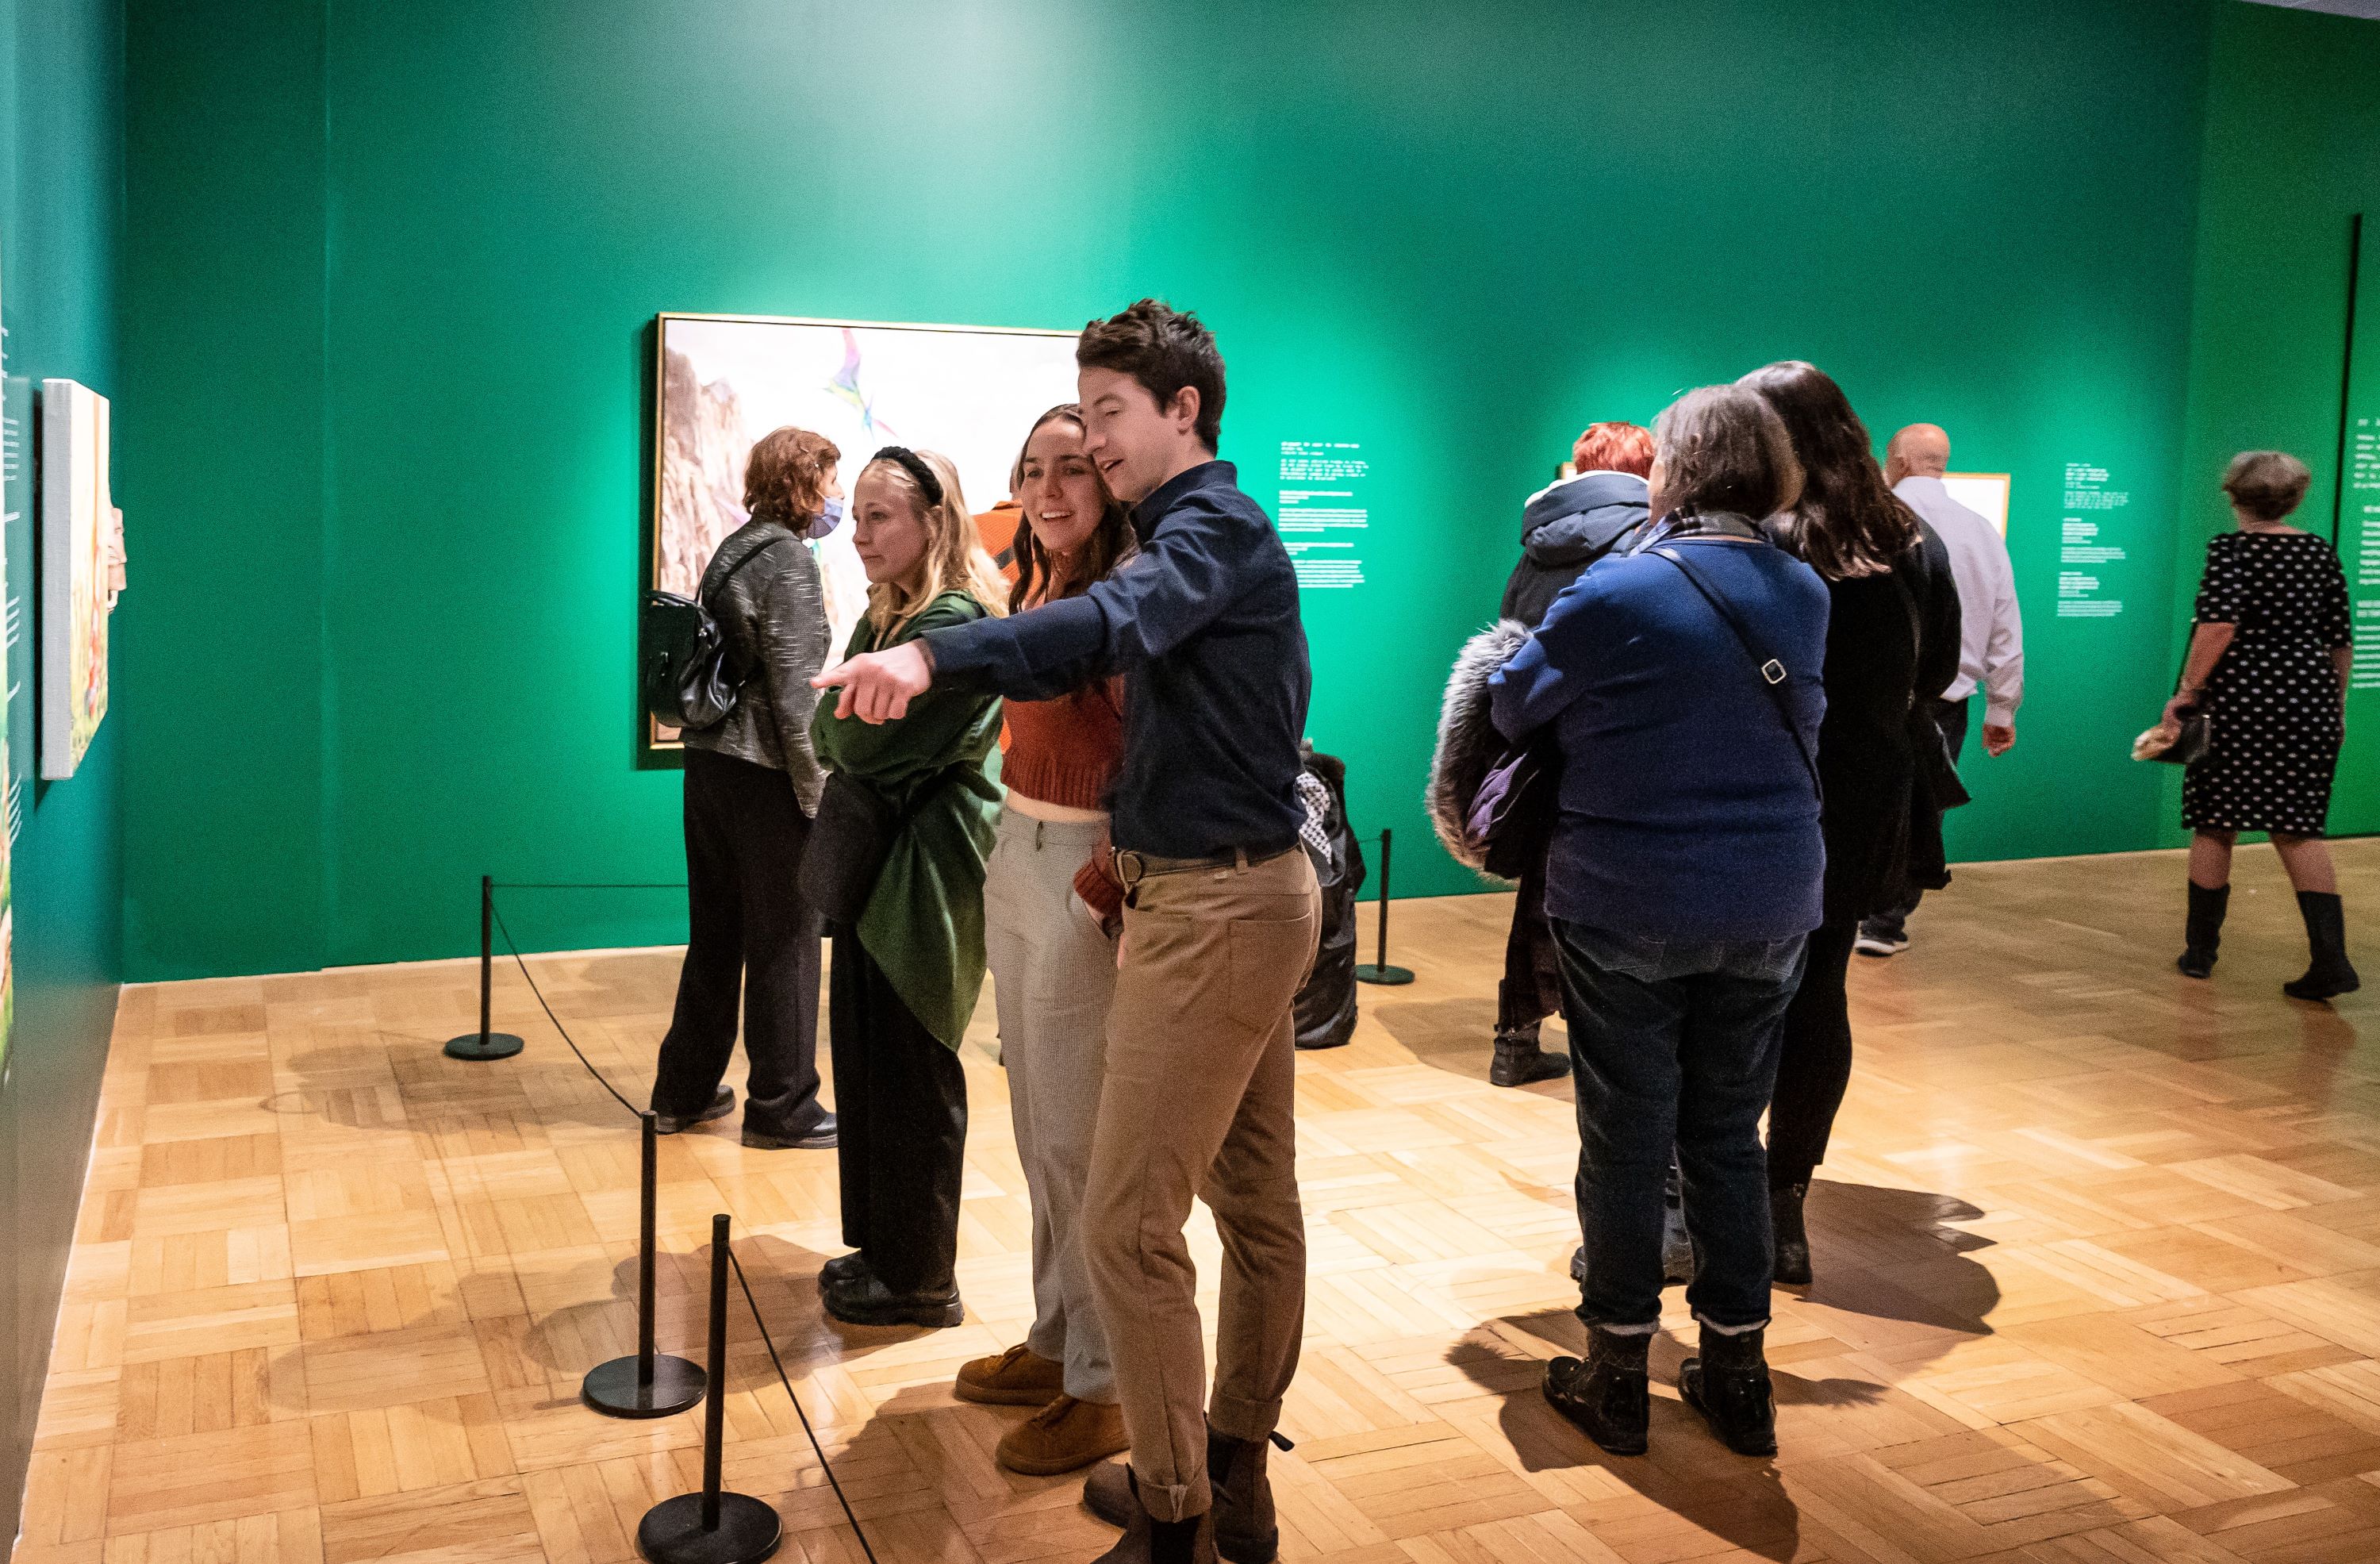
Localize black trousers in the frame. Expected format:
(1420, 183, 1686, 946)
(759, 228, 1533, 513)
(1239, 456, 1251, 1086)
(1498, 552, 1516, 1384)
(652, 747, 827, 1139)
(1867, 697, 1974, 936)
(831, 933, 968, 1296)
(1496, 849, 1563, 1034)
(1764, 916, 1859, 1189)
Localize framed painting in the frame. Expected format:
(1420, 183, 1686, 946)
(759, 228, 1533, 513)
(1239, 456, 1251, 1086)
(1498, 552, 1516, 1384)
(647, 313, 1081, 751)
(40, 379, 121, 780)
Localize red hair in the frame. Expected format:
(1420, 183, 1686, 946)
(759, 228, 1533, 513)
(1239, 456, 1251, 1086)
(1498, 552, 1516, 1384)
(1571, 421, 1653, 478)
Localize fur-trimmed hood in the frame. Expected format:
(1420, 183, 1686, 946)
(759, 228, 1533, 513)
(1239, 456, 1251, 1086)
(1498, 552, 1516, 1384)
(1426, 620, 1534, 875)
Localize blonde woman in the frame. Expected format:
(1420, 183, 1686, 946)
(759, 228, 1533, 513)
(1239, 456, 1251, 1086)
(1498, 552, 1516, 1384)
(812, 446, 1008, 1328)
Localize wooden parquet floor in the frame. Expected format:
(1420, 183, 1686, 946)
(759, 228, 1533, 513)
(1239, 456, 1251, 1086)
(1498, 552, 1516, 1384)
(15, 841, 2380, 1564)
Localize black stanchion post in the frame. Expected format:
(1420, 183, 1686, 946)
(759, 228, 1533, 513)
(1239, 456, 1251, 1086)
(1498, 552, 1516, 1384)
(1354, 828, 1415, 986)
(636, 1214, 781, 1564)
(445, 874, 526, 1060)
(583, 1111, 707, 1418)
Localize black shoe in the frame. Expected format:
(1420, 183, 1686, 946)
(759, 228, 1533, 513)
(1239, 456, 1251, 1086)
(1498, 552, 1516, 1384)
(1852, 923, 1908, 958)
(2284, 891, 2362, 1001)
(1489, 1027, 1570, 1088)
(652, 1086, 734, 1136)
(1769, 1182, 1811, 1286)
(819, 1250, 869, 1291)
(1680, 1324, 1777, 1456)
(822, 1269, 964, 1328)
(743, 1110, 838, 1150)
(1541, 1326, 1650, 1455)
(1086, 1466, 1215, 1564)
(1207, 1426, 1291, 1564)
(2178, 881, 2228, 979)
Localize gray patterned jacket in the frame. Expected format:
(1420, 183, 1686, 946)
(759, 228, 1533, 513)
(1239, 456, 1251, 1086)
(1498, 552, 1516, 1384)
(681, 518, 830, 813)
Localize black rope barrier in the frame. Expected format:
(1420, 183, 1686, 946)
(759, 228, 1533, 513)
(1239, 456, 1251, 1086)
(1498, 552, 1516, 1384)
(463, 878, 877, 1558)
(1354, 827, 1415, 986)
(727, 1243, 883, 1564)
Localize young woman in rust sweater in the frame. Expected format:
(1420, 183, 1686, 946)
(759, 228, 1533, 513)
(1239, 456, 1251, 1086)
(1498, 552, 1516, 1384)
(950, 404, 1138, 1477)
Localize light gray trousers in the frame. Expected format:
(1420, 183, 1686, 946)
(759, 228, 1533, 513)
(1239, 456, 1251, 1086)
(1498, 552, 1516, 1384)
(984, 807, 1118, 1403)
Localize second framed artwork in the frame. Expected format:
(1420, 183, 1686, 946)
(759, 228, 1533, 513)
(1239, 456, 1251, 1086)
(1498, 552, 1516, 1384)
(648, 313, 1082, 752)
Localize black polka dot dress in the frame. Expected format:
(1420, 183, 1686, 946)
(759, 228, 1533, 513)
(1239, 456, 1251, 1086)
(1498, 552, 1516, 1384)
(2181, 530, 2352, 836)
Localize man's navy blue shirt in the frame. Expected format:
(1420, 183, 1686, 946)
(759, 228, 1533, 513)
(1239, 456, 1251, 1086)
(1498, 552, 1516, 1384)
(925, 459, 1311, 859)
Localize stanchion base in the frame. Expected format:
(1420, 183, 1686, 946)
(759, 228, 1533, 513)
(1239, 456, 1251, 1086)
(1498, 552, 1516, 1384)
(583, 1353, 706, 1419)
(444, 1032, 525, 1061)
(636, 1491, 782, 1564)
(1354, 964, 1415, 987)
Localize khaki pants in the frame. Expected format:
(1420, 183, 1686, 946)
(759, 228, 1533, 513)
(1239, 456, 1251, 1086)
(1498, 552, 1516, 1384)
(1084, 847, 1320, 1522)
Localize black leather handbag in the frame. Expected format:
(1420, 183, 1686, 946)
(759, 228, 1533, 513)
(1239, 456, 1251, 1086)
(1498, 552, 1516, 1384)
(799, 772, 904, 927)
(2147, 710, 2214, 767)
(639, 537, 789, 732)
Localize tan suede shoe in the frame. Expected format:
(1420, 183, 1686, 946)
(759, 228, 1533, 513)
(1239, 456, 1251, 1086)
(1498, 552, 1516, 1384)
(954, 1343, 1065, 1406)
(998, 1394, 1130, 1476)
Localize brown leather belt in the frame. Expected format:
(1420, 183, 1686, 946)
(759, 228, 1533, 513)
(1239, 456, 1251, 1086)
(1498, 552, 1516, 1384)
(1111, 843, 1297, 887)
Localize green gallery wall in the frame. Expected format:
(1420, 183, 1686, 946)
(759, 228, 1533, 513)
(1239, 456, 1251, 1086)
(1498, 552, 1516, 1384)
(0, 0, 125, 1539)
(124, 0, 2363, 983)
(0, 0, 2369, 1542)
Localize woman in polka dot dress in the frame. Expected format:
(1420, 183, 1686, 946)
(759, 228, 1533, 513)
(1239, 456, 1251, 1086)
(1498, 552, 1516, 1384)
(2166, 450, 2357, 999)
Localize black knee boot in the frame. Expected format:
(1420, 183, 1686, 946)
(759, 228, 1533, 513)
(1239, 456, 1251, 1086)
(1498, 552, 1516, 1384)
(2284, 891, 2361, 1001)
(2177, 882, 2228, 979)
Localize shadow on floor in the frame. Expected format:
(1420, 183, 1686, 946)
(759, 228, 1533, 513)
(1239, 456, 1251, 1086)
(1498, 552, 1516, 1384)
(1447, 1178, 2002, 1563)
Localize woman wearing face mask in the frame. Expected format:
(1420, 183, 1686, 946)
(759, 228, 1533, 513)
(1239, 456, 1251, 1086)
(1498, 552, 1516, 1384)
(950, 406, 1138, 1474)
(650, 426, 844, 1151)
(812, 447, 1010, 1327)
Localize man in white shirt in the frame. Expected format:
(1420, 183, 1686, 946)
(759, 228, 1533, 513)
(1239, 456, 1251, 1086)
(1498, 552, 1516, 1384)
(1856, 424, 2024, 957)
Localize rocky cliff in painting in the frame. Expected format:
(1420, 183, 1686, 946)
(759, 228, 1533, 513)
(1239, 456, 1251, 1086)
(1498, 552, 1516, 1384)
(656, 348, 750, 598)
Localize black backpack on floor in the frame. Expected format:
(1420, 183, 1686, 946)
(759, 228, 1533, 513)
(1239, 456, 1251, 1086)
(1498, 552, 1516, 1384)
(1293, 746, 1367, 1051)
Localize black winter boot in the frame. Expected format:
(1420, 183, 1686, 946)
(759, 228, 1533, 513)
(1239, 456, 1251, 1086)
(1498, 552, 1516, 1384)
(1769, 1182, 1811, 1286)
(1680, 1324, 1777, 1456)
(2178, 881, 2229, 979)
(1206, 1427, 1290, 1564)
(1541, 1326, 1651, 1455)
(2284, 891, 2361, 1001)
(1087, 1466, 1217, 1564)
(1490, 1024, 1570, 1087)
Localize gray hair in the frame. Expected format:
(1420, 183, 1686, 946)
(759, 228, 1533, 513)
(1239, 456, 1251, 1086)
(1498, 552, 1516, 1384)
(2221, 449, 2311, 522)
(1652, 385, 1804, 521)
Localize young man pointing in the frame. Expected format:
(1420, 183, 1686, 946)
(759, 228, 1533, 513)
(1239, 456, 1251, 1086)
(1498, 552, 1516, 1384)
(816, 299, 1318, 1564)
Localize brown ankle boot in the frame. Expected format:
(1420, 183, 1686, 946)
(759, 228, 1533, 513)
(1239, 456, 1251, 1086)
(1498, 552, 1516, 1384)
(1089, 1468, 1216, 1564)
(1207, 1427, 1291, 1564)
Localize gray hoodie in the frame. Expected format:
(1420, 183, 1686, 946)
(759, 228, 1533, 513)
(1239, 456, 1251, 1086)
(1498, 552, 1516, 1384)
(1498, 471, 1651, 628)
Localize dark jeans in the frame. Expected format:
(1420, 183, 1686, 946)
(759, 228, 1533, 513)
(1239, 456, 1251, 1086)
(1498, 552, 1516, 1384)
(653, 747, 827, 1139)
(1765, 916, 1859, 1189)
(831, 932, 968, 1296)
(1497, 850, 1563, 1035)
(1865, 697, 1972, 938)
(1553, 918, 1806, 1331)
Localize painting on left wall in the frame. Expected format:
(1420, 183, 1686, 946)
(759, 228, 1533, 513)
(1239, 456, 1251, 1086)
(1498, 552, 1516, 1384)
(40, 378, 123, 781)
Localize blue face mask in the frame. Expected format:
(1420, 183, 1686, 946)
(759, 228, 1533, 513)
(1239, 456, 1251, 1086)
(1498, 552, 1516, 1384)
(806, 495, 845, 540)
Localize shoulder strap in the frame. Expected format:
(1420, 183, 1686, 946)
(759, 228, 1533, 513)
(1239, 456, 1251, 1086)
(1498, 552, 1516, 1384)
(704, 533, 793, 607)
(1649, 545, 1821, 803)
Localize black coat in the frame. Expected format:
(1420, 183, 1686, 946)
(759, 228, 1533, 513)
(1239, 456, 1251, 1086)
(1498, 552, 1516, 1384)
(1802, 525, 1963, 924)
(1499, 472, 1651, 628)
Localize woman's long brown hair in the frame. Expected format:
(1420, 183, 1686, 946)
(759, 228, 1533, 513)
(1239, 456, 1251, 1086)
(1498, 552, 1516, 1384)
(1737, 361, 1919, 581)
(1008, 404, 1135, 614)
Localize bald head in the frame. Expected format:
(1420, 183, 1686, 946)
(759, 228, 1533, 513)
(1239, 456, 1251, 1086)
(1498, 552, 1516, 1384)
(1885, 423, 1950, 485)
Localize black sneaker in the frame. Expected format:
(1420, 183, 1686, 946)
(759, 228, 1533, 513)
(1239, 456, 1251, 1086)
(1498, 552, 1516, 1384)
(1852, 924, 1908, 958)
(652, 1086, 734, 1136)
(743, 1110, 837, 1150)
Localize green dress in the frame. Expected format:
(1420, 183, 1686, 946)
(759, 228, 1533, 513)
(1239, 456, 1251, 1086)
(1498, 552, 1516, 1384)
(810, 592, 1004, 1049)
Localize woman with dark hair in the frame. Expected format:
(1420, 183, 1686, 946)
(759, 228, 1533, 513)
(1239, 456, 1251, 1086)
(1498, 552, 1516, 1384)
(950, 406, 1140, 1476)
(649, 426, 843, 1151)
(1739, 362, 1960, 1286)
(2163, 451, 2357, 999)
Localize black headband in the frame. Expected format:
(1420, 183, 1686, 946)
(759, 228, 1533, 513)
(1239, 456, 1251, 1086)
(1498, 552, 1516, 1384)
(869, 445, 944, 507)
